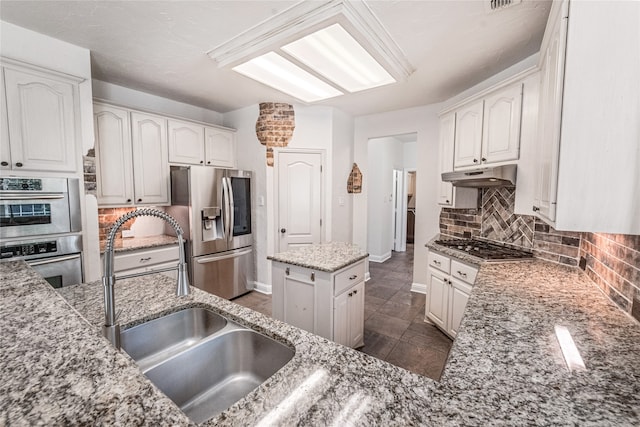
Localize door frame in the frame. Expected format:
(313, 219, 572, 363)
(274, 148, 325, 253)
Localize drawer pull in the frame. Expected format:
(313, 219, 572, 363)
(349, 274, 358, 280)
(457, 270, 467, 278)
(433, 260, 441, 266)
(285, 267, 290, 276)
(311, 272, 315, 282)
(348, 292, 353, 297)
(140, 257, 152, 262)
(353, 289, 358, 295)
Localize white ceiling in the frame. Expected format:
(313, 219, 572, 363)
(0, 0, 551, 117)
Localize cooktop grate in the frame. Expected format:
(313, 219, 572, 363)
(434, 239, 534, 261)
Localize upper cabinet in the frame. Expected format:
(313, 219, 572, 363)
(94, 103, 170, 207)
(1, 60, 82, 173)
(452, 83, 522, 170)
(532, 0, 639, 234)
(168, 119, 237, 169)
(438, 112, 477, 208)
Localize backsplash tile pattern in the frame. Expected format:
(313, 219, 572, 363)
(480, 187, 534, 248)
(532, 220, 581, 266)
(580, 233, 640, 320)
(98, 208, 136, 242)
(439, 208, 481, 239)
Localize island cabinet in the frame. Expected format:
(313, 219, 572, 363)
(271, 258, 366, 348)
(426, 250, 478, 339)
(105, 245, 180, 279)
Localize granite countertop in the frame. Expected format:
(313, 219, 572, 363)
(268, 242, 369, 272)
(99, 234, 179, 254)
(3, 251, 639, 424)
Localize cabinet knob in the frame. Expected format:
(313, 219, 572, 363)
(532, 206, 540, 212)
(353, 289, 358, 295)
(280, 228, 286, 234)
(433, 260, 441, 266)
(127, 199, 132, 203)
(15, 162, 23, 167)
(473, 158, 478, 163)
(207, 161, 211, 164)
(445, 200, 450, 204)
(348, 292, 353, 297)
(200, 160, 204, 164)
(137, 198, 142, 203)
(481, 157, 487, 162)
(0, 161, 8, 167)
(285, 267, 290, 276)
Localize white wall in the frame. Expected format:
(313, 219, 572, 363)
(330, 108, 354, 242)
(92, 80, 224, 125)
(353, 105, 442, 287)
(403, 141, 417, 169)
(0, 21, 100, 281)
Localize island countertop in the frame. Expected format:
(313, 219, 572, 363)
(2, 252, 639, 425)
(268, 241, 369, 272)
(99, 234, 179, 254)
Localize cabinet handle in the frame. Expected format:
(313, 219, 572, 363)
(353, 289, 358, 295)
(445, 199, 450, 204)
(15, 162, 23, 167)
(457, 270, 467, 278)
(0, 161, 8, 167)
(200, 160, 204, 164)
(349, 275, 357, 280)
(481, 157, 487, 162)
(285, 267, 290, 276)
(140, 257, 152, 262)
(126, 199, 132, 203)
(348, 292, 353, 297)
(137, 198, 142, 202)
(433, 260, 441, 266)
(473, 158, 478, 163)
(310, 272, 315, 282)
(207, 161, 211, 164)
(532, 205, 540, 212)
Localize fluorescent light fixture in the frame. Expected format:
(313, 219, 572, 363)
(554, 325, 586, 372)
(233, 52, 343, 102)
(282, 24, 396, 93)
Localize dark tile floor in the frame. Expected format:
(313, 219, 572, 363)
(233, 244, 452, 381)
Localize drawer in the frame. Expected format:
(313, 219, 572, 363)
(428, 251, 451, 274)
(114, 245, 180, 273)
(450, 259, 478, 284)
(334, 261, 365, 296)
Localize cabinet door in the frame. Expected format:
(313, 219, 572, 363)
(448, 278, 472, 338)
(283, 275, 316, 334)
(131, 112, 170, 205)
(347, 281, 365, 348)
(453, 100, 484, 169)
(168, 119, 204, 165)
(438, 113, 455, 205)
(4, 67, 77, 172)
(534, 5, 568, 222)
(94, 104, 134, 205)
(333, 289, 350, 346)
(205, 127, 236, 168)
(426, 268, 448, 330)
(482, 83, 522, 164)
(0, 69, 11, 170)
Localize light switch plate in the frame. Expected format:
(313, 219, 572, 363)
(122, 229, 135, 238)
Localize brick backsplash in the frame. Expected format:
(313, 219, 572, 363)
(438, 187, 640, 321)
(98, 208, 136, 242)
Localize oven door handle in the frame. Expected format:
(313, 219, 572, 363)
(27, 253, 80, 266)
(1, 193, 65, 200)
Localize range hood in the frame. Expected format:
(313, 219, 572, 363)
(442, 164, 517, 188)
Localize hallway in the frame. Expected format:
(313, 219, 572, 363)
(233, 244, 452, 380)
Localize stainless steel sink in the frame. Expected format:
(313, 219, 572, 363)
(121, 307, 227, 371)
(120, 307, 295, 423)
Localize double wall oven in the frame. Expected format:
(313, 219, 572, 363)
(0, 177, 82, 287)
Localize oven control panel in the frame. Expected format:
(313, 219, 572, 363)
(1, 241, 57, 259)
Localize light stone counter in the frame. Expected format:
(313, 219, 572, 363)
(267, 241, 368, 272)
(99, 234, 179, 254)
(2, 249, 639, 425)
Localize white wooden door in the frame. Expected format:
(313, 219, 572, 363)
(168, 119, 204, 165)
(94, 104, 134, 206)
(277, 151, 323, 252)
(453, 100, 484, 169)
(482, 83, 523, 164)
(438, 113, 455, 205)
(131, 112, 170, 205)
(4, 67, 77, 172)
(448, 278, 472, 338)
(347, 281, 365, 348)
(205, 127, 236, 168)
(426, 268, 448, 330)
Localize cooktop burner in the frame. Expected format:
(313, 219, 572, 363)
(434, 239, 534, 261)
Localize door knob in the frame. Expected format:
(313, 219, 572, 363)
(280, 228, 286, 233)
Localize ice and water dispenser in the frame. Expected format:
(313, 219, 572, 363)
(201, 207, 223, 241)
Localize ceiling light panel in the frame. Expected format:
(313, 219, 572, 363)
(232, 52, 343, 103)
(281, 23, 396, 93)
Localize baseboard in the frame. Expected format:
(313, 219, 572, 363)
(369, 252, 391, 263)
(252, 281, 272, 295)
(410, 282, 427, 294)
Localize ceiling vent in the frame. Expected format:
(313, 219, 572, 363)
(487, 0, 522, 12)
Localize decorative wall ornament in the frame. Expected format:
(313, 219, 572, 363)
(255, 102, 295, 166)
(347, 163, 362, 193)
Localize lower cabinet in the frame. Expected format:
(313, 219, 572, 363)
(271, 259, 365, 348)
(426, 250, 477, 338)
(106, 245, 180, 279)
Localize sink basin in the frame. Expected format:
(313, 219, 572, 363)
(121, 307, 227, 371)
(120, 307, 295, 423)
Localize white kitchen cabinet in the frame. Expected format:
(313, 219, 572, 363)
(272, 259, 365, 348)
(437, 112, 477, 208)
(168, 119, 205, 165)
(426, 250, 478, 338)
(532, 0, 640, 234)
(205, 126, 236, 168)
(453, 100, 484, 169)
(1, 61, 81, 172)
(108, 245, 180, 279)
(481, 83, 522, 165)
(94, 103, 170, 207)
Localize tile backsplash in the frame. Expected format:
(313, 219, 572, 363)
(439, 187, 639, 321)
(98, 208, 136, 242)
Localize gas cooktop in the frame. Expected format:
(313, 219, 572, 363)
(434, 239, 534, 261)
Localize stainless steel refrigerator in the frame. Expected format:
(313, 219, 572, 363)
(166, 166, 254, 299)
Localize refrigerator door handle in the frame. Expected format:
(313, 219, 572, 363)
(222, 177, 231, 241)
(226, 177, 235, 243)
(196, 248, 252, 264)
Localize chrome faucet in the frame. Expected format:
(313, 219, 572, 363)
(102, 208, 191, 349)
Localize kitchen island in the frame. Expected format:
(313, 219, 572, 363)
(2, 252, 639, 425)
